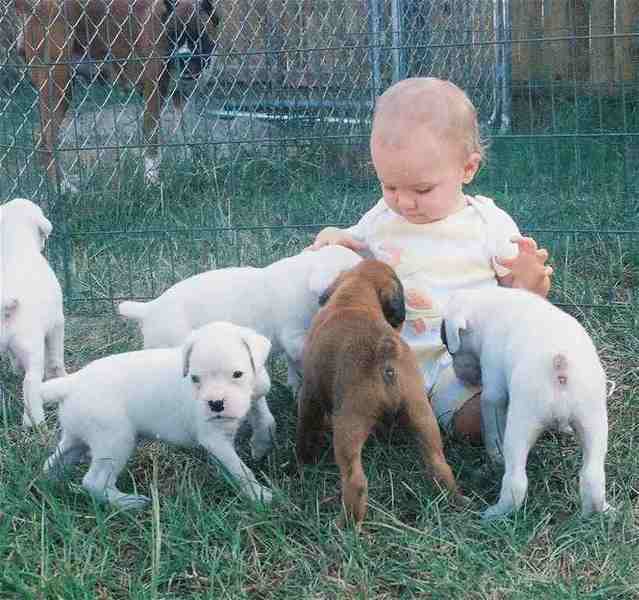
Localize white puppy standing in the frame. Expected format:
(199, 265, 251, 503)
(0, 198, 66, 427)
(41, 321, 274, 509)
(118, 245, 362, 390)
(441, 287, 611, 520)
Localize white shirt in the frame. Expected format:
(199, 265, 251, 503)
(347, 194, 520, 388)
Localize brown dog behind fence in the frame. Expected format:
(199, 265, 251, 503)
(15, 0, 219, 196)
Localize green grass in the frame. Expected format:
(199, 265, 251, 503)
(1, 82, 639, 598)
(1, 312, 638, 598)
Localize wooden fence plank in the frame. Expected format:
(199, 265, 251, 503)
(511, 0, 543, 83)
(615, 0, 639, 82)
(590, 0, 615, 87)
(542, 0, 574, 82)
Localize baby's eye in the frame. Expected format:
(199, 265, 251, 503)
(232, 371, 244, 379)
(416, 188, 433, 194)
(191, 374, 200, 384)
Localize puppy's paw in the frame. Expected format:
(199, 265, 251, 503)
(113, 494, 151, 510)
(250, 423, 276, 461)
(250, 485, 273, 505)
(480, 504, 511, 521)
(486, 449, 505, 467)
(22, 412, 46, 429)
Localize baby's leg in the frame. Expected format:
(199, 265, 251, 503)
(431, 364, 482, 441)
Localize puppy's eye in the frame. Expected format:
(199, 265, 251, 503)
(191, 375, 200, 384)
(232, 371, 243, 379)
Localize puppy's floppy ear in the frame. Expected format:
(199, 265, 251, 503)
(182, 333, 196, 377)
(35, 212, 52, 250)
(379, 272, 406, 330)
(239, 328, 272, 371)
(441, 314, 467, 355)
(308, 261, 351, 299)
(317, 275, 343, 307)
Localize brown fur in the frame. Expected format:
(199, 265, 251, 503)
(296, 259, 464, 526)
(15, 0, 219, 189)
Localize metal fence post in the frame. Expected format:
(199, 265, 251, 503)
(490, 0, 512, 133)
(391, 0, 405, 83)
(367, 0, 383, 104)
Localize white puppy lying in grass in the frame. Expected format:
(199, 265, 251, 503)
(441, 287, 611, 520)
(118, 245, 362, 390)
(0, 198, 66, 427)
(41, 321, 274, 509)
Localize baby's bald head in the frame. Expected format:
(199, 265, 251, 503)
(371, 77, 484, 163)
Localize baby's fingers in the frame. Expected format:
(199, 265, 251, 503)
(510, 235, 538, 253)
(536, 248, 549, 263)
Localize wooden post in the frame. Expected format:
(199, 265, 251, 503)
(511, 0, 543, 84)
(615, 0, 639, 82)
(542, 0, 573, 83)
(573, 0, 590, 83)
(590, 0, 615, 89)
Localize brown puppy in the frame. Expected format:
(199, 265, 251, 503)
(296, 259, 464, 526)
(15, 0, 219, 193)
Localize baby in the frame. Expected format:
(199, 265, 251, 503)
(310, 77, 553, 441)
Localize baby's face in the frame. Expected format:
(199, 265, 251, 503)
(371, 127, 480, 224)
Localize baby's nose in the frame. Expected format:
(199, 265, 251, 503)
(208, 399, 225, 413)
(397, 193, 415, 209)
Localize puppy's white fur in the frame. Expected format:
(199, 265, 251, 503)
(442, 287, 610, 520)
(42, 321, 274, 509)
(118, 245, 362, 390)
(0, 198, 66, 427)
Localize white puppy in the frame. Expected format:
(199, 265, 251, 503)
(441, 287, 610, 520)
(118, 245, 362, 389)
(0, 198, 66, 427)
(41, 321, 275, 509)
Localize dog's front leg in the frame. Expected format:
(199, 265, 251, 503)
(332, 412, 376, 527)
(141, 62, 166, 186)
(204, 437, 272, 504)
(280, 330, 306, 394)
(24, 13, 77, 194)
(248, 396, 276, 461)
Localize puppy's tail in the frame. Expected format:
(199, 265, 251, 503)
(376, 335, 402, 385)
(118, 300, 149, 322)
(2, 297, 19, 321)
(552, 353, 569, 387)
(41, 375, 72, 406)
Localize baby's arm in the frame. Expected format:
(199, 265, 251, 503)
(308, 226, 369, 252)
(497, 235, 553, 297)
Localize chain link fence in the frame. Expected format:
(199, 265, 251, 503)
(1, 0, 637, 314)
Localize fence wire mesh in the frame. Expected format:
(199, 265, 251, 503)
(0, 0, 637, 314)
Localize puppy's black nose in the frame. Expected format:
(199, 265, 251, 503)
(208, 399, 225, 413)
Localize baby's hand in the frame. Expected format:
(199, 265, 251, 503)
(307, 227, 369, 253)
(497, 235, 553, 296)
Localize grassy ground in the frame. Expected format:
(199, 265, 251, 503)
(1, 84, 639, 598)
